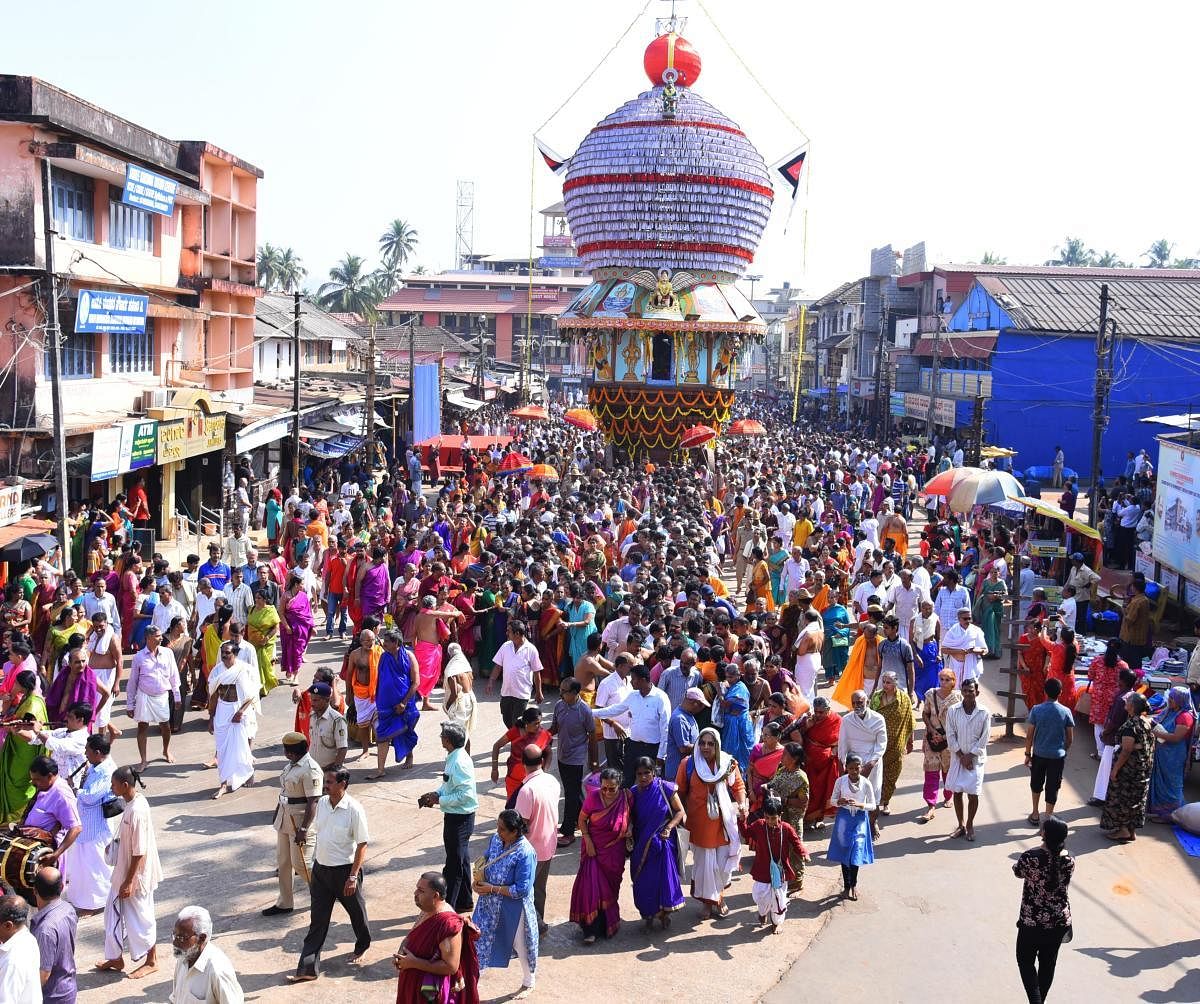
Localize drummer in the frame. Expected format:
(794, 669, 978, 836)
(16, 755, 81, 871)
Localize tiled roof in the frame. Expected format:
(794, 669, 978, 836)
(911, 333, 997, 359)
(977, 273, 1200, 340)
(812, 278, 865, 309)
(379, 288, 576, 315)
(256, 294, 362, 343)
(373, 325, 476, 355)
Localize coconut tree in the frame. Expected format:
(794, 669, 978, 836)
(1143, 239, 1173, 268)
(256, 243, 281, 289)
(379, 219, 419, 270)
(1093, 251, 1128, 268)
(980, 251, 1006, 265)
(318, 254, 381, 321)
(1170, 255, 1200, 269)
(373, 258, 405, 297)
(275, 247, 307, 292)
(410, 264, 429, 275)
(1045, 237, 1094, 267)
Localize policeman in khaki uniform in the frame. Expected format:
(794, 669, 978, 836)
(263, 731, 323, 916)
(307, 682, 349, 770)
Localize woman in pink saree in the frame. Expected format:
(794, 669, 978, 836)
(568, 767, 631, 944)
(279, 574, 314, 684)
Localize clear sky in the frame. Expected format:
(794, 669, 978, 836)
(8, 0, 1200, 299)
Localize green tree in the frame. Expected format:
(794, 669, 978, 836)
(317, 254, 381, 321)
(256, 243, 281, 289)
(1143, 239, 1173, 268)
(275, 247, 307, 292)
(980, 251, 1007, 265)
(410, 264, 429, 275)
(1045, 237, 1094, 267)
(1093, 251, 1128, 268)
(379, 219, 419, 270)
(373, 259, 404, 297)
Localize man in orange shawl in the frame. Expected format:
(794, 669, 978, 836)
(345, 627, 381, 759)
(831, 625, 883, 708)
(800, 696, 842, 824)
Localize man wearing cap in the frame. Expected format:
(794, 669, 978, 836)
(264, 733, 323, 917)
(307, 684, 349, 771)
(1065, 553, 1100, 631)
(665, 688, 706, 786)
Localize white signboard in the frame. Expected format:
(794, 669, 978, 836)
(1152, 437, 1200, 581)
(0, 485, 23, 528)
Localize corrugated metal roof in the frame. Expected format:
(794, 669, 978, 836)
(812, 278, 866, 309)
(256, 294, 362, 343)
(977, 273, 1200, 339)
(911, 333, 997, 359)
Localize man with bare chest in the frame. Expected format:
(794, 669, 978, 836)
(347, 629, 380, 760)
(573, 632, 613, 707)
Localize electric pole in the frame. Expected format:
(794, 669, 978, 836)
(40, 158, 69, 559)
(971, 394, 985, 466)
(291, 291, 301, 489)
(364, 320, 377, 469)
(926, 324, 942, 441)
(407, 318, 416, 445)
(873, 301, 889, 438)
(1088, 284, 1116, 527)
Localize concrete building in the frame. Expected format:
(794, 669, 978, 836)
(0, 75, 262, 538)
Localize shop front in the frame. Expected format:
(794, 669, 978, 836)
(153, 397, 228, 535)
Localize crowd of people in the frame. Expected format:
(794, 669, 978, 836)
(0, 394, 1193, 1004)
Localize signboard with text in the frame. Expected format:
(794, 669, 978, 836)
(75, 289, 148, 334)
(536, 256, 583, 269)
(157, 414, 226, 464)
(91, 420, 158, 481)
(123, 163, 178, 216)
(903, 392, 956, 427)
(542, 234, 574, 248)
(1152, 436, 1200, 582)
(0, 485, 24, 528)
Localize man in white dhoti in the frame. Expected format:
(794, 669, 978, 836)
(837, 690, 888, 837)
(940, 608, 987, 687)
(126, 626, 181, 771)
(64, 733, 117, 914)
(792, 608, 823, 705)
(207, 645, 258, 800)
(944, 679, 990, 842)
(95, 766, 161, 980)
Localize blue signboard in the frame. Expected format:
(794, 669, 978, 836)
(122, 163, 178, 216)
(536, 255, 583, 269)
(74, 289, 148, 334)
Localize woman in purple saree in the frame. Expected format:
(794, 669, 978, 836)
(279, 574, 314, 684)
(568, 768, 630, 945)
(629, 756, 686, 931)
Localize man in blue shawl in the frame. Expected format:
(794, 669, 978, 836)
(369, 627, 420, 777)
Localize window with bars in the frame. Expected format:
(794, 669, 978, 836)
(109, 318, 155, 374)
(45, 311, 95, 380)
(50, 169, 94, 241)
(108, 187, 155, 252)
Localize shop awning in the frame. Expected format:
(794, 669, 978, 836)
(298, 425, 337, 441)
(446, 389, 485, 412)
(303, 434, 365, 459)
(330, 411, 389, 430)
(1008, 496, 1101, 541)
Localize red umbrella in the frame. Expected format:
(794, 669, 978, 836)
(921, 467, 969, 497)
(679, 424, 718, 449)
(728, 418, 766, 436)
(529, 463, 559, 481)
(511, 404, 549, 420)
(497, 452, 533, 475)
(564, 408, 598, 432)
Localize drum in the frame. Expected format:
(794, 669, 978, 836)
(0, 831, 53, 893)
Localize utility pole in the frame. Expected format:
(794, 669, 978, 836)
(926, 323, 942, 440)
(407, 318, 416, 445)
(970, 394, 985, 466)
(873, 300, 889, 438)
(40, 158, 69, 559)
(791, 305, 806, 424)
(364, 320, 377, 469)
(1089, 283, 1115, 527)
(291, 291, 301, 489)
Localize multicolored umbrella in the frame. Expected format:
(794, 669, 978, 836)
(529, 463, 560, 481)
(923, 466, 1025, 512)
(564, 408, 599, 432)
(511, 404, 549, 420)
(679, 424, 718, 449)
(497, 452, 533, 475)
(728, 418, 766, 436)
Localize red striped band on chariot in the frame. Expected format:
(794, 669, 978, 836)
(564, 172, 773, 199)
(575, 239, 755, 261)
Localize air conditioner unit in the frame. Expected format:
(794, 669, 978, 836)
(140, 388, 171, 412)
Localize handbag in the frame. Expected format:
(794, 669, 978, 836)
(472, 840, 521, 887)
(927, 693, 949, 752)
(767, 825, 785, 890)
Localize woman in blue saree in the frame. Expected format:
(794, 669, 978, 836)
(1148, 686, 1196, 823)
(629, 757, 685, 931)
(370, 633, 420, 776)
(767, 536, 790, 608)
(720, 662, 754, 776)
(472, 809, 539, 997)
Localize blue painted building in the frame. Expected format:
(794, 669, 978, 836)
(946, 270, 1200, 480)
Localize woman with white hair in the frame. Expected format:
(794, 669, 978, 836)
(170, 904, 244, 1002)
(442, 643, 477, 751)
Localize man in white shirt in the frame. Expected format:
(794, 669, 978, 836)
(224, 527, 251, 570)
(860, 513, 880, 547)
(781, 546, 809, 597)
(221, 568, 254, 627)
(193, 578, 217, 633)
(1115, 497, 1142, 570)
(592, 664, 670, 787)
(82, 575, 121, 635)
(891, 568, 924, 634)
(1058, 585, 1079, 633)
(945, 679, 990, 839)
(488, 621, 544, 728)
(941, 608, 988, 686)
(933, 570, 972, 631)
(838, 690, 888, 835)
(774, 504, 797, 544)
(150, 584, 188, 636)
(852, 570, 885, 617)
(911, 557, 933, 598)
(594, 656, 634, 773)
(0, 894, 39, 1004)
(1065, 553, 1101, 629)
(292, 768, 369, 982)
(170, 905, 244, 1003)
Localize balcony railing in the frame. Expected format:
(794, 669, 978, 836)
(919, 368, 991, 397)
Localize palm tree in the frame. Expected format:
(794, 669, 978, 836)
(1169, 255, 1200, 269)
(1045, 237, 1094, 267)
(373, 258, 404, 297)
(256, 243, 281, 289)
(980, 251, 1007, 265)
(276, 247, 307, 292)
(1143, 239, 1173, 268)
(1094, 251, 1128, 268)
(379, 219, 419, 270)
(410, 264, 429, 275)
(317, 254, 381, 321)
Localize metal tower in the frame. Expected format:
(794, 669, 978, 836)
(455, 179, 475, 270)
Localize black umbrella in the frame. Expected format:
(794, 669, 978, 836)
(0, 533, 59, 564)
